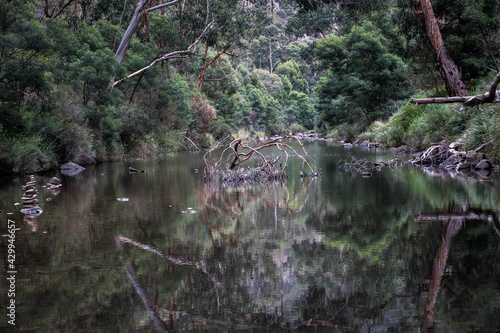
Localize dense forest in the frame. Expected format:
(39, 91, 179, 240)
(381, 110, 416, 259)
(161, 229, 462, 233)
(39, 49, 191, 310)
(1, 0, 500, 173)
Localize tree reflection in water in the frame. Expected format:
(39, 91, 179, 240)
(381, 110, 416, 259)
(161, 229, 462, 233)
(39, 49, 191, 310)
(416, 203, 500, 332)
(114, 176, 500, 332)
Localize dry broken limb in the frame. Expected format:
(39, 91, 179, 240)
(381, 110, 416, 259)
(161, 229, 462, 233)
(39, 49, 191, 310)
(203, 135, 318, 183)
(410, 71, 500, 107)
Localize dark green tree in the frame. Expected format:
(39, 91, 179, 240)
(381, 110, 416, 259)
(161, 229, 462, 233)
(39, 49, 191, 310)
(315, 21, 409, 127)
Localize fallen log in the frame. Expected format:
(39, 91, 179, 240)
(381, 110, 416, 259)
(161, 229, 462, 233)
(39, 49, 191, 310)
(410, 72, 500, 107)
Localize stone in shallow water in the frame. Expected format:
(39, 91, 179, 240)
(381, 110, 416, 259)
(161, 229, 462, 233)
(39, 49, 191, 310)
(20, 207, 43, 216)
(60, 162, 85, 176)
(475, 159, 492, 170)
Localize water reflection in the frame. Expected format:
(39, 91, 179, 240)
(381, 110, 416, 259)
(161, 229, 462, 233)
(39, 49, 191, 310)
(416, 203, 500, 332)
(1, 142, 500, 332)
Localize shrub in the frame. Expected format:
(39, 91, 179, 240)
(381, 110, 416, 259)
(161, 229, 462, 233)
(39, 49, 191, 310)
(156, 129, 185, 153)
(289, 122, 306, 134)
(266, 123, 287, 137)
(196, 133, 216, 149)
(465, 106, 500, 154)
(0, 135, 57, 173)
(59, 123, 96, 165)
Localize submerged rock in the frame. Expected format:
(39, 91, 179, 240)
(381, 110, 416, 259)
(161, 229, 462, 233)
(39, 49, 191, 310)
(60, 162, 85, 176)
(61, 162, 85, 170)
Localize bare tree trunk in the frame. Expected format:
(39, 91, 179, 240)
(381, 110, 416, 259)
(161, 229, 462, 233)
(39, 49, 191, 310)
(115, 0, 182, 63)
(410, 0, 468, 96)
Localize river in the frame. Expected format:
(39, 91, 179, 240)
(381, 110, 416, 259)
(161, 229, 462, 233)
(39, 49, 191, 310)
(1, 140, 499, 332)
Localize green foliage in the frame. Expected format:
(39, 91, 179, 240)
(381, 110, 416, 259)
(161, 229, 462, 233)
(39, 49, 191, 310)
(157, 74, 195, 130)
(275, 60, 308, 93)
(149, 13, 178, 49)
(465, 106, 500, 154)
(245, 83, 283, 131)
(289, 122, 306, 134)
(0, 0, 52, 107)
(251, 69, 284, 98)
(266, 122, 287, 136)
(68, 48, 119, 106)
(155, 129, 185, 154)
(366, 101, 470, 149)
(59, 122, 97, 164)
(285, 91, 316, 129)
(0, 130, 57, 173)
(2, 0, 500, 173)
(433, 0, 500, 81)
(315, 21, 409, 128)
(286, 3, 337, 38)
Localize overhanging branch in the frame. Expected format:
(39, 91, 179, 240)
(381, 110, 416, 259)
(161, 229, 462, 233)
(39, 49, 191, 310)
(112, 20, 214, 87)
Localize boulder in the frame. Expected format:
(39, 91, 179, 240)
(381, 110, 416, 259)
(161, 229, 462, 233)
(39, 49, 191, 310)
(474, 159, 492, 170)
(49, 177, 61, 186)
(441, 155, 463, 169)
(61, 162, 85, 170)
(60, 162, 85, 176)
(390, 145, 410, 154)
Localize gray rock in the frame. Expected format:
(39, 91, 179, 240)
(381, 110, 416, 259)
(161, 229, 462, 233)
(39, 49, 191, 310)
(20, 207, 43, 216)
(441, 155, 463, 168)
(474, 159, 492, 170)
(457, 162, 471, 170)
(60, 162, 85, 170)
(49, 177, 61, 185)
(60, 162, 85, 176)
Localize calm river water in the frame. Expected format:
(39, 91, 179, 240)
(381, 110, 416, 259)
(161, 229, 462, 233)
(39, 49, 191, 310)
(1, 141, 500, 332)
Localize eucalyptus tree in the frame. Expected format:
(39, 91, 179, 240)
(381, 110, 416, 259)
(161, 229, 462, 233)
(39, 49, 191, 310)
(397, 0, 500, 106)
(315, 22, 409, 127)
(112, 0, 266, 87)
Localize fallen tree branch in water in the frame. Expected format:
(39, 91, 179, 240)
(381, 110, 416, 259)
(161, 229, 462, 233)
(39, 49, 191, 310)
(203, 135, 318, 184)
(340, 153, 403, 177)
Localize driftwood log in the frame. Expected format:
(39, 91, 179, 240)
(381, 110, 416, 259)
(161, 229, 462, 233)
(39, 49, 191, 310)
(411, 72, 500, 107)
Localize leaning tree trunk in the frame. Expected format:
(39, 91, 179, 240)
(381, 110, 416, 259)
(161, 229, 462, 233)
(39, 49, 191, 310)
(115, 0, 182, 63)
(410, 0, 468, 96)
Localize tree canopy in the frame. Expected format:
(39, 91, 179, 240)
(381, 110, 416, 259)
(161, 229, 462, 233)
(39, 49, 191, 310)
(2, 0, 500, 173)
